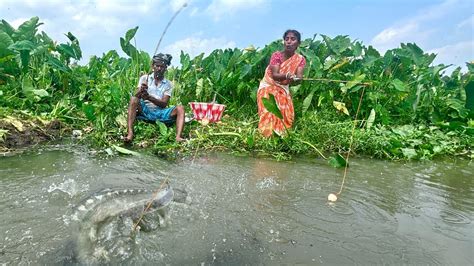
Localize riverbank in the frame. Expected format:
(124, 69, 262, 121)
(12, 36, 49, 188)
(0, 114, 65, 155)
(2, 112, 471, 161)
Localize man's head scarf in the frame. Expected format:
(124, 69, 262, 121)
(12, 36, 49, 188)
(152, 53, 172, 66)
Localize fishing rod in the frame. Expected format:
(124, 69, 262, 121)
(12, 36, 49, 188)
(294, 77, 373, 87)
(137, 2, 188, 93)
(154, 3, 188, 55)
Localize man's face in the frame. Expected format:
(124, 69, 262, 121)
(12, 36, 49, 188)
(152, 61, 167, 76)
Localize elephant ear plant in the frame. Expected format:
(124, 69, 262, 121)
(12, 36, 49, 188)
(0, 17, 472, 160)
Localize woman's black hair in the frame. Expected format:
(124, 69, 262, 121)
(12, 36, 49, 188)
(283, 29, 301, 43)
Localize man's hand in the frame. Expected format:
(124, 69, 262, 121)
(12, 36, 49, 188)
(136, 83, 149, 99)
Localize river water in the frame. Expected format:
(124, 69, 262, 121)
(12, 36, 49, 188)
(0, 144, 472, 265)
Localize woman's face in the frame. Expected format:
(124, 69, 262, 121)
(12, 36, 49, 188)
(283, 32, 299, 53)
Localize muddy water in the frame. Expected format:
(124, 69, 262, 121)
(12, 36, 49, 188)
(0, 144, 472, 264)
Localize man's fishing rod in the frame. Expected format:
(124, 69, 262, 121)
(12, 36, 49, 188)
(153, 3, 188, 55)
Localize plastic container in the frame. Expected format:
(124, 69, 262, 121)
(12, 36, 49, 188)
(189, 102, 226, 123)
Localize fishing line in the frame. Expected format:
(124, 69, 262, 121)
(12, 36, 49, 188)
(132, 177, 170, 232)
(131, 4, 189, 232)
(328, 87, 365, 202)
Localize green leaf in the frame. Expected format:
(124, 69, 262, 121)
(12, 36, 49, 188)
(246, 135, 254, 148)
(0, 19, 15, 37)
(125, 26, 139, 43)
(366, 108, 376, 129)
(340, 74, 366, 93)
(46, 55, 70, 72)
(328, 154, 347, 168)
(21, 75, 35, 100)
(57, 43, 77, 60)
(82, 103, 96, 121)
(446, 98, 469, 119)
(239, 64, 252, 79)
(391, 79, 407, 92)
(112, 145, 141, 156)
(156, 121, 168, 136)
(302, 89, 315, 114)
(333, 101, 350, 115)
(262, 94, 283, 119)
(32, 89, 49, 97)
(8, 40, 35, 51)
(401, 148, 417, 160)
(12, 16, 42, 41)
(196, 78, 204, 98)
(0, 31, 14, 57)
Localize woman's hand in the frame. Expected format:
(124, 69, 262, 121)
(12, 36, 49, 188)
(286, 73, 296, 81)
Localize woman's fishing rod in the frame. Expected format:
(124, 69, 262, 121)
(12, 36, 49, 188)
(294, 77, 373, 87)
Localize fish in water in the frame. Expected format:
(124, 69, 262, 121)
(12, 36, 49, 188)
(72, 184, 187, 225)
(71, 184, 188, 263)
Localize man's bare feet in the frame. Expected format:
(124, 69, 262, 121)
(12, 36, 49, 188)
(123, 134, 133, 143)
(176, 136, 187, 142)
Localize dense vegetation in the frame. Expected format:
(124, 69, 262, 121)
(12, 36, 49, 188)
(1, 17, 473, 160)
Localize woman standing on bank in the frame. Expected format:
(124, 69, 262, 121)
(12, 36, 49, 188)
(257, 29, 306, 137)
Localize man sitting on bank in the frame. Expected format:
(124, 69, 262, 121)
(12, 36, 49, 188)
(124, 53, 186, 142)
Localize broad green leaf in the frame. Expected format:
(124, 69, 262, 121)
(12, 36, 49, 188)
(125, 26, 139, 43)
(115, 114, 127, 128)
(328, 154, 347, 168)
(21, 75, 35, 100)
(446, 98, 469, 118)
(46, 55, 70, 72)
(433, 146, 443, 154)
(82, 103, 96, 121)
(0, 19, 15, 37)
(32, 89, 49, 97)
(0, 31, 14, 57)
(8, 40, 35, 51)
(366, 108, 376, 129)
(112, 145, 141, 156)
(340, 73, 366, 93)
(65, 32, 77, 42)
(239, 64, 252, 79)
(57, 43, 77, 60)
(401, 148, 417, 160)
(39, 31, 53, 45)
(302, 89, 315, 114)
(392, 125, 415, 137)
(262, 94, 283, 119)
(196, 78, 204, 98)
(322, 34, 351, 55)
(156, 121, 168, 136)
(333, 101, 350, 115)
(391, 79, 407, 92)
(13, 17, 42, 41)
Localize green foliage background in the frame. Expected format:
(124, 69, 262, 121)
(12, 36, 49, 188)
(1, 17, 473, 160)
